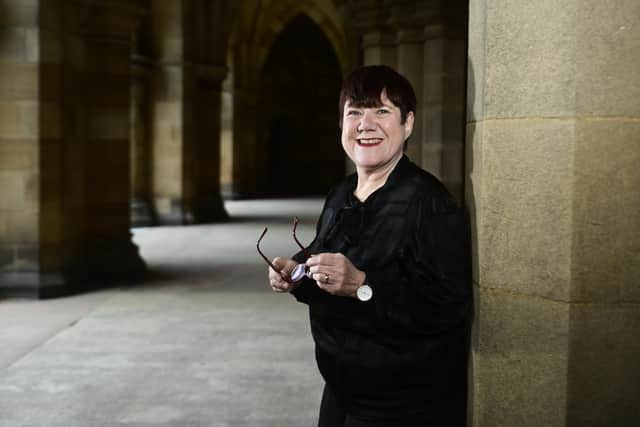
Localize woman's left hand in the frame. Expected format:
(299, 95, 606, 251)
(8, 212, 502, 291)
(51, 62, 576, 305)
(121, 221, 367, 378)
(306, 253, 366, 298)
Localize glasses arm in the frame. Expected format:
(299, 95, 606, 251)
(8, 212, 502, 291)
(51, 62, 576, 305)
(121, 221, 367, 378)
(292, 217, 311, 258)
(257, 227, 294, 284)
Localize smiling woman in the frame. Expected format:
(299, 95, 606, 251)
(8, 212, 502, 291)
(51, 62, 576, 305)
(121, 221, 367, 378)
(265, 65, 472, 426)
(341, 90, 415, 201)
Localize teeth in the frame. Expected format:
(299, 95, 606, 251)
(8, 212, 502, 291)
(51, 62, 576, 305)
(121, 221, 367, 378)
(358, 139, 382, 145)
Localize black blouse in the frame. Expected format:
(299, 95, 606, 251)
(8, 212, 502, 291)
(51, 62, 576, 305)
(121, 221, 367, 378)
(291, 155, 471, 423)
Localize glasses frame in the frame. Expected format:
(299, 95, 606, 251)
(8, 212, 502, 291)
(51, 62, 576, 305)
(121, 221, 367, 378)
(256, 217, 310, 284)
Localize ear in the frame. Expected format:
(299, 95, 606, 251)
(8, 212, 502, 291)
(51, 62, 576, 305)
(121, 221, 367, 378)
(403, 111, 415, 139)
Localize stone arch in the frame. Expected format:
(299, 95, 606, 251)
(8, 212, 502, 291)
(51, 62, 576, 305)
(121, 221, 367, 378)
(256, 13, 345, 196)
(223, 0, 349, 197)
(229, 0, 349, 84)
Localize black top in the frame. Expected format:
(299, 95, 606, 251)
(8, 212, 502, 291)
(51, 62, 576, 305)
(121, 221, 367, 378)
(291, 155, 471, 424)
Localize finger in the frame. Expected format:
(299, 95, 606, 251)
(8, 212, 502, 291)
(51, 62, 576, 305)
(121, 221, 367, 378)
(305, 253, 332, 267)
(312, 272, 333, 285)
(272, 257, 287, 270)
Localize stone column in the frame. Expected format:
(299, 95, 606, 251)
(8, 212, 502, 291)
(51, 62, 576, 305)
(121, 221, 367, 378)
(231, 83, 259, 198)
(149, 0, 186, 223)
(62, 0, 146, 286)
(219, 71, 234, 198)
(130, 56, 156, 226)
(422, 24, 466, 201)
(0, 0, 43, 296)
(182, 62, 228, 221)
(148, 0, 228, 221)
(362, 31, 397, 67)
(396, 29, 424, 166)
(466, 0, 640, 425)
(0, 0, 146, 298)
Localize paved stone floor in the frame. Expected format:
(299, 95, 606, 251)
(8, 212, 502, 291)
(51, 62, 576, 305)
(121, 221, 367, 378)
(0, 199, 325, 427)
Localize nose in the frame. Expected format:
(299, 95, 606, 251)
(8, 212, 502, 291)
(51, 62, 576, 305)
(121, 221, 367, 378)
(357, 110, 376, 132)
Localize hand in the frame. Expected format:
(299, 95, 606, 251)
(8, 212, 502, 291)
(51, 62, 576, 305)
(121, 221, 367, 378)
(268, 257, 301, 293)
(306, 253, 366, 298)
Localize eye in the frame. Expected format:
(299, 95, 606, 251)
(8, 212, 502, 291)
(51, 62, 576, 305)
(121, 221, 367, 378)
(346, 110, 362, 116)
(376, 108, 390, 115)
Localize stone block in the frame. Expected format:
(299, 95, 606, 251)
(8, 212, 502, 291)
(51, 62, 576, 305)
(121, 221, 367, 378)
(363, 45, 397, 67)
(469, 118, 575, 301)
(5, 210, 38, 243)
(422, 141, 443, 178)
(470, 287, 569, 427)
(567, 304, 640, 425)
(574, 0, 640, 116)
(423, 38, 444, 77)
(571, 119, 640, 303)
(25, 28, 38, 63)
(0, 101, 39, 139)
(0, 245, 14, 270)
(423, 105, 443, 141)
(0, 0, 38, 26)
(466, 0, 487, 123)
(152, 101, 181, 127)
(470, 1, 580, 120)
(427, 107, 465, 144)
(0, 28, 28, 63)
(14, 244, 39, 270)
(0, 102, 25, 139)
(151, 0, 182, 37)
(0, 139, 37, 170)
(440, 142, 464, 183)
(0, 171, 27, 210)
(0, 63, 38, 100)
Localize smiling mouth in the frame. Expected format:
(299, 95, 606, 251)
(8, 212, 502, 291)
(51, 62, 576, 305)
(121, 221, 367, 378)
(357, 138, 383, 147)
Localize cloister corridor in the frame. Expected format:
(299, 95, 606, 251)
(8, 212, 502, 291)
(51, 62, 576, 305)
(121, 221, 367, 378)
(0, 199, 325, 427)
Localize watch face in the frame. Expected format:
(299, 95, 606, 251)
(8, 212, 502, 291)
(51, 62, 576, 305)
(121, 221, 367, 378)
(357, 284, 373, 301)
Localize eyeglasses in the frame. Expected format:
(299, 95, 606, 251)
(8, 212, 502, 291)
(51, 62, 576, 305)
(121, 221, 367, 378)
(256, 217, 311, 284)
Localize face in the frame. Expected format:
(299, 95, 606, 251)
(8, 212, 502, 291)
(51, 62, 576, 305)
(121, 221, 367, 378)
(341, 91, 414, 172)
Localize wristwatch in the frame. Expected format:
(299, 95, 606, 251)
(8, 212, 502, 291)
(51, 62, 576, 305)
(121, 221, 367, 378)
(356, 281, 373, 302)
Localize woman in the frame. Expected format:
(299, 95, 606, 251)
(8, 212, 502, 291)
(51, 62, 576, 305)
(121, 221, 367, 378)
(268, 65, 471, 426)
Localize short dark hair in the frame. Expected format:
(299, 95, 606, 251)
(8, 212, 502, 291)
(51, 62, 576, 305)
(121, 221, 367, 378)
(338, 65, 416, 128)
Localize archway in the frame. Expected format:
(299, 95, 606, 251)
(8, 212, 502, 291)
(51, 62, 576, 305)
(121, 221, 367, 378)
(256, 14, 345, 197)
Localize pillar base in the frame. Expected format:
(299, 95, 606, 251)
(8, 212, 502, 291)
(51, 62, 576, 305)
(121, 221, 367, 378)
(155, 195, 229, 224)
(0, 234, 147, 299)
(0, 272, 71, 299)
(189, 194, 229, 223)
(130, 197, 157, 227)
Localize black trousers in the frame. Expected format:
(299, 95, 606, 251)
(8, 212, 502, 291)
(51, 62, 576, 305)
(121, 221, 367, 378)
(317, 384, 428, 427)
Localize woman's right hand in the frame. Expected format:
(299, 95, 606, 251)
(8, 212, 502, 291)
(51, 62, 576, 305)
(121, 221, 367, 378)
(268, 257, 301, 293)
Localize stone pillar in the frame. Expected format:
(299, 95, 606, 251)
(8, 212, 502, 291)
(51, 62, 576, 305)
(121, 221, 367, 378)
(182, 62, 228, 221)
(61, 0, 147, 287)
(0, 0, 43, 296)
(0, 0, 146, 298)
(130, 56, 156, 226)
(396, 29, 424, 165)
(220, 71, 233, 198)
(149, 0, 186, 223)
(231, 81, 259, 198)
(362, 32, 396, 67)
(466, 0, 640, 425)
(148, 0, 228, 221)
(422, 24, 466, 201)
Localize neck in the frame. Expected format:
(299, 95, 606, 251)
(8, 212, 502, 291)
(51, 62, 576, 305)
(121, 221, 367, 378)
(354, 155, 403, 202)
